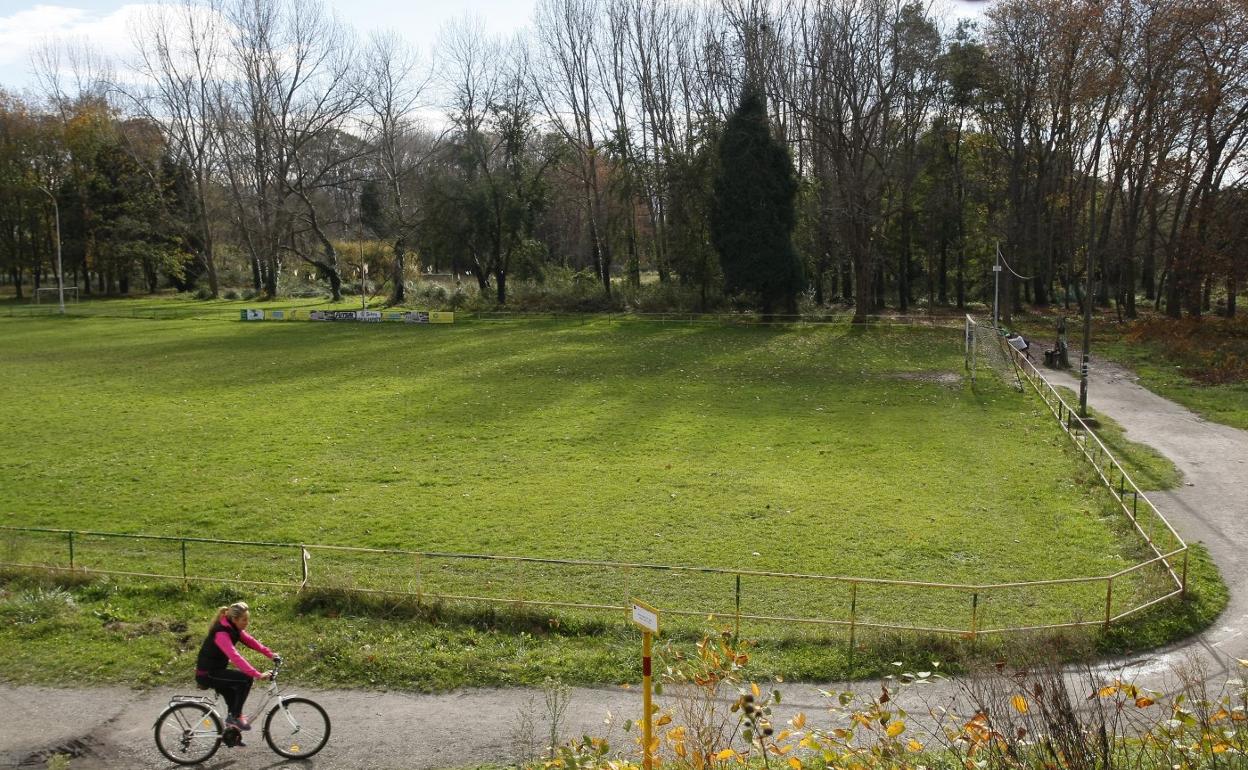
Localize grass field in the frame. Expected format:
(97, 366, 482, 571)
(0, 305, 1220, 688)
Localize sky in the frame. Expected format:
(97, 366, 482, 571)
(0, 0, 995, 95)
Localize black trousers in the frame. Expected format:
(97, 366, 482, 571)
(197, 670, 252, 718)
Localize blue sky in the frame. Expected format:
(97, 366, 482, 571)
(0, 0, 993, 95)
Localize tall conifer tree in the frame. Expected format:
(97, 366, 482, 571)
(710, 87, 805, 316)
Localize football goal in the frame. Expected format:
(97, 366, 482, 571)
(33, 286, 79, 304)
(965, 314, 1022, 389)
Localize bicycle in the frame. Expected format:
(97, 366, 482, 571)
(153, 658, 331, 765)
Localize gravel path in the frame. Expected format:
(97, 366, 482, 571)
(3, 355, 1246, 769)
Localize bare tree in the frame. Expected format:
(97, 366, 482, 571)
(217, 0, 364, 300)
(534, 0, 613, 296)
(362, 31, 434, 304)
(128, 0, 227, 297)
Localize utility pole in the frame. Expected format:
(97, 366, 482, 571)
(36, 186, 65, 315)
(1079, 245, 1093, 417)
(992, 242, 1002, 328)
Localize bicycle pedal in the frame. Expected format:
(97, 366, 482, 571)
(222, 725, 244, 748)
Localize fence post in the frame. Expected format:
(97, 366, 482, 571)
(970, 592, 978, 643)
(181, 540, 188, 591)
(1104, 577, 1113, 630)
(299, 545, 309, 590)
(415, 553, 423, 603)
(734, 574, 741, 643)
(848, 582, 858, 665)
(1181, 550, 1189, 599)
(67, 531, 75, 571)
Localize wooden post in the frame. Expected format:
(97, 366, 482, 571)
(971, 592, 979, 642)
(67, 531, 75, 571)
(848, 582, 858, 662)
(1104, 577, 1114, 630)
(1181, 550, 1189, 598)
(181, 540, 188, 592)
(299, 545, 309, 590)
(734, 574, 741, 643)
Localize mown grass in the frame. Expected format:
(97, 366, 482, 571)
(0, 549, 1224, 690)
(1042, 385, 1183, 492)
(0, 309, 1214, 687)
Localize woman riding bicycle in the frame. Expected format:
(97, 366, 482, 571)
(194, 601, 278, 731)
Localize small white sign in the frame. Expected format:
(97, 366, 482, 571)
(631, 600, 659, 633)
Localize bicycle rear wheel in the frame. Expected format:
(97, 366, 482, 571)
(154, 702, 222, 765)
(264, 697, 331, 759)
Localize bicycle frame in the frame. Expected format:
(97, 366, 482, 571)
(168, 661, 302, 736)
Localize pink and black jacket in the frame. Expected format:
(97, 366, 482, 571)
(194, 617, 274, 679)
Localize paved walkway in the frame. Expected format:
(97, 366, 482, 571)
(3, 356, 1247, 769)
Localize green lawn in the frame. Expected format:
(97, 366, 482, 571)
(0, 310, 1216, 688)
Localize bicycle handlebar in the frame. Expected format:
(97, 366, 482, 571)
(268, 655, 283, 682)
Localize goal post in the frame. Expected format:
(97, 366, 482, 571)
(33, 286, 79, 304)
(965, 314, 1022, 390)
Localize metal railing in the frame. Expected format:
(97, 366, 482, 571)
(994, 328, 1188, 595)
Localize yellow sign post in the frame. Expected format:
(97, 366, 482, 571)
(630, 598, 660, 770)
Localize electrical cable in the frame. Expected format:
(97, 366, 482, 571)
(996, 245, 1035, 281)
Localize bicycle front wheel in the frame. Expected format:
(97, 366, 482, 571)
(264, 697, 331, 759)
(154, 702, 222, 765)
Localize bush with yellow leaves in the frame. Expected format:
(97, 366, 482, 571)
(540, 633, 1248, 770)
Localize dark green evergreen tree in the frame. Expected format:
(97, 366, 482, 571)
(709, 87, 805, 316)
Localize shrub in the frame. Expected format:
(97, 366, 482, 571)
(0, 586, 76, 625)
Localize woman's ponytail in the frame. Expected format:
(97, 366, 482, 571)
(208, 601, 249, 632)
(209, 606, 229, 632)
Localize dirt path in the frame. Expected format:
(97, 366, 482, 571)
(3, 356, 1247, 769)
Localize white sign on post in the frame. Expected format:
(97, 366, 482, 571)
(630, 599, 659, 634)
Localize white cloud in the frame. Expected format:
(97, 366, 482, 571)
(0, 3, 154, 90)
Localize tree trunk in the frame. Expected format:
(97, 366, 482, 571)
(264, 257, 278, 298)
(327, 267, 342, 302)
(390, 237, 407, 305)
(938, 239, 948, 306)
(955, 248, 965, 309)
